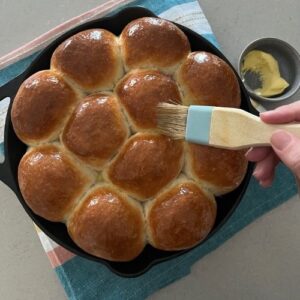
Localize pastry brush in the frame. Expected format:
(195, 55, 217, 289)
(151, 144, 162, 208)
(156, 103, 300, 150)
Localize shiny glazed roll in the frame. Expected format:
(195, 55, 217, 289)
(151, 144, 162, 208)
(176, 51, 241, 107)
(115, 69, 182, 131)
(146, 178, 216, 251)
(11, 70, 79, 145)
(67, 185, 145, 261)
(185, 144, 248, 195)
(105, 133, 184, 200)
(120, 17, 190, 73)
(18, 144, 95, 222)
(13, 17, 249, 262)
(51, 29, 123, 93)
(62, 93, 128, 170)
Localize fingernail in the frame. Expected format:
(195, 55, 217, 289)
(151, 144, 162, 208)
(260, 110, 274, 117)
(259, 180, 272, 188)
(253, 169, 260, 178)
(245, 147, 253, 157)
(260, 111, 269, 116)
(271, 131, 292, 151)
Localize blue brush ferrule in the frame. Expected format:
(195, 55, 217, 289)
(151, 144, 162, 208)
(185, 105, 213, 144)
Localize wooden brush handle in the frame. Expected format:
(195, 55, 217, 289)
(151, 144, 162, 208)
(209, 107, 300, 150)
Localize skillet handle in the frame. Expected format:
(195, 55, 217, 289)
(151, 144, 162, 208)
(0, 72, 26, 99)
(0, 72, 26, 190)
(0, 156, 15, 190)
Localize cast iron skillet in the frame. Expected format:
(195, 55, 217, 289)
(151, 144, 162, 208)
(0, 6, 257, 277)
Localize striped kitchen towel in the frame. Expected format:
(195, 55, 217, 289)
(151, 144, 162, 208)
(0, 0, 297, 299)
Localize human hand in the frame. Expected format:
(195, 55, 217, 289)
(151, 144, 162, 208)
(245, 102, 300, 187)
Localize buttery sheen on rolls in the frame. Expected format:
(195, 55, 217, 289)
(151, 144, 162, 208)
(146, 178, 216, 251)
(185, 144, 248, 195)
(62, 93, 128, 170)
(12, 17, 248, 262)
(67, 185, 145, 261)
(176, 51, 241, 107)
(11, 70, 79, 145)
(105, 133, 184, 200)
(51, 29, 123, 92)
(18, 144, 95, 222)
(120, 17, 190, 73)
(115, 69, 181, 131)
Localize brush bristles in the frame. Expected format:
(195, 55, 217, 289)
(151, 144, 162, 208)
(156, 103, 188, 140)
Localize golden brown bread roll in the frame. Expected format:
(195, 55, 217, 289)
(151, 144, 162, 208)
(18, 144, 95, 222)
(67, 185, 145, 261)
(120, 17, 190, 73)
(11, 70, 79, 145)
(62, 93, 128, 170)
(13, 18, 250, 261)
(176, 51, 241, 107)
(51, 29, 123, 93)
(105, 133, 184, 200)
(146, 178, 216, 251)
(115, 69, 181, 131)
(185, 143, 248, 195)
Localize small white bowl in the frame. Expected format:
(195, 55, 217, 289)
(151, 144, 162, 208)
(238, 37, 300, 102)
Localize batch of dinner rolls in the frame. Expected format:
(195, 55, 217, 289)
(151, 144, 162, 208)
(11, 17, 248, 262)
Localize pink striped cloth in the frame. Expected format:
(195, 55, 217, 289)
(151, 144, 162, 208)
(0, 0, 132, 70)
(35, 226, 75, 267)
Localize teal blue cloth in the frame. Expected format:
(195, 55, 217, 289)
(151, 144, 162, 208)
(0, 52, 39, 87)
(0, 0, 297, 299)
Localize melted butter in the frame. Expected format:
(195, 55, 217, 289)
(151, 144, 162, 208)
(242, 50, 289, 97)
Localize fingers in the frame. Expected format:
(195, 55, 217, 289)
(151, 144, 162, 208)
(248, 102, 300, 186)
(260, 101, 300, 124)
(252, 151, 279, 187)
(245, 147, 278, 187)
(245, 147, 271, 162)
(259, 178, 274, 188)
(270, 130, 300, 181)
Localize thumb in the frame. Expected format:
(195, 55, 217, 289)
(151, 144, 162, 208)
(271, 130, 300, 180)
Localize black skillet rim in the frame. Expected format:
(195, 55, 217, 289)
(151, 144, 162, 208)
(0, 6, 255, 277)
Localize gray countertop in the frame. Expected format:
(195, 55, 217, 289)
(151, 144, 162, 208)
(0, 1, 300, 299)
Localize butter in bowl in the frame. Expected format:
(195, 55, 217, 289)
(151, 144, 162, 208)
(238, 37, 300, 103)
